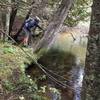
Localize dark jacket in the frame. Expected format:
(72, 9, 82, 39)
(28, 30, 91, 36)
(24, 18, 42, 32)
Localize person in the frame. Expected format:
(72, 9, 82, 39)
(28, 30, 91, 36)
(22, 16, 43, 46)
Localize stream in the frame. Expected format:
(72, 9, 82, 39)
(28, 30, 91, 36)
(25, 34, 87, 100)
(26, 61, 85, 100)
(71, 66, 84, 100)
(49, 66, 84, 100)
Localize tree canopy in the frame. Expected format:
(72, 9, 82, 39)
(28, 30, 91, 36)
(0, 0, 92, 27)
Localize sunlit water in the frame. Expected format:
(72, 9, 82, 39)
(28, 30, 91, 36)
(71, 66, 84, 100)
(50, 66, 84, 100)
(51, 33, 86, 100)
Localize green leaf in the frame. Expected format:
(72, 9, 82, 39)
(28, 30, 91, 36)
(3, 47, 15, 54)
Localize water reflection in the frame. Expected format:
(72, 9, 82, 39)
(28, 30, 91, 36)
(71, 66, 84, 100)
(26, 32, 87, 100)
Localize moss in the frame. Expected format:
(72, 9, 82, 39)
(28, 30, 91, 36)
(0, 42, 34, 79)
(0, 41, 51, 100)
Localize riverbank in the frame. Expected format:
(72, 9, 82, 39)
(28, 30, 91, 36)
(0, 41, 49, 100)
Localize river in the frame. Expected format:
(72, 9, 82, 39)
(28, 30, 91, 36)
(26, 32, 87, 100)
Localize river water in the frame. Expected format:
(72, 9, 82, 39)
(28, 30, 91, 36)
(26, 33, 87, 100)
(49, 66, 84, 100)
(50, 32, 87, 100)
(71, 66, 84, 100)
(26, 62, 85, 100)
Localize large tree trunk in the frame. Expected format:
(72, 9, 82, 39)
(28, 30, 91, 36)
(0, 12, 6, 41)
(82, 0, 100, 100)
(0, 0, 11, 41)
(6, 0, 11, 36)
(33, 0, 74, 52)
(9, 0, 18, 36)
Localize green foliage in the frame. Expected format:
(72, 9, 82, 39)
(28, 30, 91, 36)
(0, 0, 6, 4)
(48, 0, 61, 6)
(17, 74, 49, 100)
(38, 75, 47, 80)
(3, 73, 48, 99)
(0, 0, 92, 27)
(48, 0, 92, 26)
(3, 46, 15, 54)
(31, 94, 47, 100)
(19, 73, 38, 91)
(4, 80, 15, 91)
(0, 41, 51, 99)
(65, 0, 92, 26)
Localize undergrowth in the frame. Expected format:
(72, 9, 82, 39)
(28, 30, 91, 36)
(0, 41, 49, 100)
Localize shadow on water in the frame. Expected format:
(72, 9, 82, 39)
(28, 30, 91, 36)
(25, 49, 84, 100)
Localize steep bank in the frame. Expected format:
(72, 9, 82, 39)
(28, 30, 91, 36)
(0, 41, 48, 100)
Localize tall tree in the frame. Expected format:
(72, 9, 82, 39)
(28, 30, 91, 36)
(9, 0, 18, 36)
(6, 0, 11, 35)
(82, 0, 100, 99)
(33, 0, 74, 52)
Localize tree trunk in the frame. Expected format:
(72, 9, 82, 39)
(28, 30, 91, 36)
(0, 12, 3, 39)
(6, 0, 11, 36)
(82, 0, 100, 100)
(33, 0, 74, 52)
(14, 1, 35, 40)
(1, 12, 6, 41)
(9, 0, 18, 36)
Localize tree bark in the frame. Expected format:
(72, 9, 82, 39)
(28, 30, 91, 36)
(6, 0, 11, 38)
(14, 1, 35, 40)
(33, 0, 74, 53)
(82, 0, 100, 100)
(9, 0, 18, 36)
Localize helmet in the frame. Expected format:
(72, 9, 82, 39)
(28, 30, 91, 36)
(35, 16, 41, 22)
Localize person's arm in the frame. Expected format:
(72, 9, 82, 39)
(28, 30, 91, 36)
(36, 24, 44, 30)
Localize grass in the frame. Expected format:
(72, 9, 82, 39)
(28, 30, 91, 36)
(0, 41, 51, 100)
(0, 41, 33, 80)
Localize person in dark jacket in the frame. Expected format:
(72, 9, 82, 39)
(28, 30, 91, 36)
(22, 16, 43, 46)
